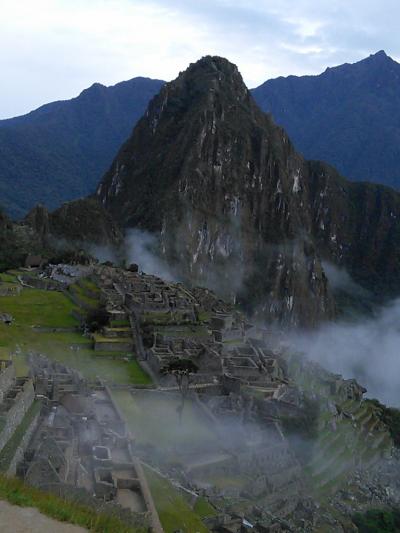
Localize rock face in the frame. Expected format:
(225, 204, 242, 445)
(97, 56, 400, 326)
(252, 50, 400, 190)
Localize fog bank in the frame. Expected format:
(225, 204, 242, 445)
(289, 298, 400, 407)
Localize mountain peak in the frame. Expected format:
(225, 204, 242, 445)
(370, 49, 388, 59)
(166, 55, 249, 109)
(365, 49, 393, 65)
(186, 55, 239, 75)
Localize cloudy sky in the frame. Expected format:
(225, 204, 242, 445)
(1, 0, 398, 118)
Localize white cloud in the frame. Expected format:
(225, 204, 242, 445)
(289, 299, 400, 407)
(0, 0, 399, 117)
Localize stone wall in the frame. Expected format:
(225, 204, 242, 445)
(7, 408, 41, 476)
(0, 380, 35, 452)
(0, 362, 15, 402)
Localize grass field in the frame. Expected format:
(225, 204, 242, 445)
(0, 285, 151, 385)
(143, 466, 210, 533)
(0, 475, 145, 532)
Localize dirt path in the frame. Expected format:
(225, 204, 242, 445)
(0, 500, 88, 532)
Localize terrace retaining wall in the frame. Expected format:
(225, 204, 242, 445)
(0, 380, 35, 453)
(7, 408, 41, 476)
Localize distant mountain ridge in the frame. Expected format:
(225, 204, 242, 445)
(252, 50, 400, 189)
(2, 50, 400, 219)
(0, 77, 164, 218)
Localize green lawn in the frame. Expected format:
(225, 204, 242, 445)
(0, 272, 17, 283)
(193, 497, 217, 519)
(143, 466, 209, 533)
(0, 287, 78, 328)
(127, 360, 152, 385)
(0, 287, 151, 385)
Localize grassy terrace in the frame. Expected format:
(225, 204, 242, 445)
(0, 279, 151, 385)
(308, 400, 392, 497)
(141, 311, 193, 326)
(93, 334, 132, 343)
(110, 319, 130, 327)
(154, 325, 210, 339)
(143, 466, 210, 533)
(0, 475, 145, 532)
(68, 282, 100, 309)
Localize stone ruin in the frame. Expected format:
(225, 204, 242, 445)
(19, 354, 162, 531)
(0, 359, 37, 475)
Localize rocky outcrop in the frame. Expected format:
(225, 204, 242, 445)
(0, 198, 122, 271)
(97, 56, 400, 326)
(24, 198, 122, 248)
(48, 197, 122, 246)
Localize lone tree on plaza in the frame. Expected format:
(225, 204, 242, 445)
(161, 357, 198, 423)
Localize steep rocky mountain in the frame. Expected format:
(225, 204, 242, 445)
(98, 56, 400, 326)
(252, 50, 400, 189)
(0, 77, 164, 218)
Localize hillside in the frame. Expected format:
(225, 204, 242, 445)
(0, 77, 164, 218)
(252, 50, 400, 189)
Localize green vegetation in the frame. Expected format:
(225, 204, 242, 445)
(110, 319, 130, 327)
(93, 334, 132, 344)
(197, 311, 211, 323)
(78, 278, 101, 294)
(0, 401, 41, 472)
(366, 399, 400, 447)
(69, 282, 100, 309)
(193, 497, 217, 519)
(308, 400, 392, 497)
(0, 76, 163, 218)
(127, 360, 152, 385)
(0, 287, 78, 329)
(353, 509, 400, 532)
(0, 272, 17, 283)
(0, 285, 150, 385)
(143, 466, 209, 533)
(0, 475, 144, 532)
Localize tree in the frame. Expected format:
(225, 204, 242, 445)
(161, 358, 198, 423)
(85, 305, 110, 332)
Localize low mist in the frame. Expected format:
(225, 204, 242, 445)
(125, 228, 178, 281)
(289, 298, 400, 407)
